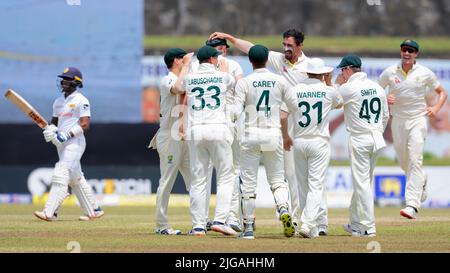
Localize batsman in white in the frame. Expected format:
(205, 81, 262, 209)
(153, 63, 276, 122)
(191, 38, 244, 232)
(149, 48, 193, 235)
(336, 55, 389, 237)
(34, 67, 104, 221)
(209, 29, 320, 234)
(283, 58, 343, 238)
(378, 40, 448, 219)
(173, 45, 236, 236)
(233, 45, 297, 239)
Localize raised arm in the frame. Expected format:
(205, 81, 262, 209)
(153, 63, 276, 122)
(172, 52, 194, 95)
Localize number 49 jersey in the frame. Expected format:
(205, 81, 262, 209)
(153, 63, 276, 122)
(287, 78, 343, 139)
(183, 63, 235, 127)
(338, 72, 389, 134)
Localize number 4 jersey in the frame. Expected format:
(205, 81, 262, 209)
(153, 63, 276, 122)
(338, 72, 389, 135)
(183, 63, 235, 127)
(287, 78, 343, 139)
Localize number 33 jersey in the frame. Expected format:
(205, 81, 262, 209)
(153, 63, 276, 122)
(183, 63, 235, 127)
(338, 72, 389, 135)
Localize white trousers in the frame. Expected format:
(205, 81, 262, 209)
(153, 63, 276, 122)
(227, 125, 241, 224)
(391, 116, 427, 209)
(188, 125, 235, 229)
(285, 115, 300, 223)
(294, 137, 330, 230)
(240, 136, 289, 224)
(45, 137, 96, 217)
(155, 130, 191, 229)
(348, 133, 379, 234)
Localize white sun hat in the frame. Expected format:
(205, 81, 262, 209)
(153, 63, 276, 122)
(300, 58, 334, 74)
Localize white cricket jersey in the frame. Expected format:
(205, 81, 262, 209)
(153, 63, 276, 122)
(267, 51, 309, 87)
(234, 68, 296, 136)
(159, 71, 178, 130)
(286, 78, 343, 139)
(339, 72, 389, 135)
(52, 91, 90, 139)
(190, 55, 243, 80)
(183, 63, 235, 127)
(378, 62, 440, 119)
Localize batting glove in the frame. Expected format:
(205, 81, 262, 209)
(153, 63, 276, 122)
(53, 131, 72, 145)
(43, 124, 58, 142)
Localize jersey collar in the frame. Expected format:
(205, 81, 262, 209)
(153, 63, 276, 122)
(397, 61, 419, 77)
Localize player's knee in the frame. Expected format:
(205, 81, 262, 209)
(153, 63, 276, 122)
(52, 163, 70, 186)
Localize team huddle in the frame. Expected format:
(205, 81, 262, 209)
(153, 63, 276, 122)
(33, 28, 448, 240)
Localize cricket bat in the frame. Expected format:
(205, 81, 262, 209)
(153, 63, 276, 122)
(4, 89, 48, 129)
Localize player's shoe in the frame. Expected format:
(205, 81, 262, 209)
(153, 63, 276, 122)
(279, 208, 295, 238)
(299, 225, 319, 239)
(318, 225, 328, 236)
(400, 206, 417, 219)
(343, 224, 375, 237)
(211, 221, 237, 236)
(228, 220, 243, 233)
(155, 228, 182, 235)
(187, 228, 206, 236)
(79, 207, 105, 221)
(239, 223, 255, 240)
(206, 219, 213, 231)
(352, 230, 376, 238)
(33, 211, 57, 222)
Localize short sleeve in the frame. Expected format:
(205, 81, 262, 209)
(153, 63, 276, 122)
(79, 98, 91, 117)
(425, 70, 440, 91)
(378, 68, 390, 89)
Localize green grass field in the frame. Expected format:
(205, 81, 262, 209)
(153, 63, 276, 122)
(0, 205, 449, 253)
(145, 35, 450, 55)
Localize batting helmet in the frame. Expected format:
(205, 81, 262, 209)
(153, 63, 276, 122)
(58, 67, 83, 88)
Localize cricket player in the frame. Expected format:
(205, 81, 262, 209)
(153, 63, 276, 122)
(209, 29, 312, 233)
(149, 48, 193, 235)
(336, 55, 389, 237)
(379, 40, 448, 219)
(34, 67, 104, 221)
(234, 45, 298, 239)
(191, 38, 244, 232)
(283, 58, 343, 238)
(173, 45, 236, 236)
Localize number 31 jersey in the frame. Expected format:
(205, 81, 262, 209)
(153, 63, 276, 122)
(338, 72, 389, 135)
(183, 63, 235, 127)
(287, 78, 343, 139)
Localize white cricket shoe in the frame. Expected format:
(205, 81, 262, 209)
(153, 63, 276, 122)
(299, 225, 319, 239)
(187, 228, 206, 236)
(155, 228, 182, 235)
(79, 209, 105, 221)
(228, 220, 243, 233)
(318, 225, 328, 236)
(211, 221, 237, 236)
(400, 206, 417, 219)
(343, 224, 375, 237)
(239, 223, 255, 240)
(33, 211, 57, 222)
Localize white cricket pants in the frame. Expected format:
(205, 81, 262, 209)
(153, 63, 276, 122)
(227, 124, 241, 224)
(155, 130, 191, 230)
(285, 115, 300, 223)
(294, 137, 330, 230)
(348, 133, 379, 234)
(391, 116, 427, 209)
(188, 125, 235, 229)
(45, 137, 95, 217)
(240, 137, 289, 224)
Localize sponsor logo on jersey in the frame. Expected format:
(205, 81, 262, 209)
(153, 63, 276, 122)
(167, 155, 173, 164)
(83, 104, 89, 110)
(69, 104, 76, 109)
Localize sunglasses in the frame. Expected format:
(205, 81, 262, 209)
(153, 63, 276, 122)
(401, 47, 416, 53)
(340, 66, 353, 72)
